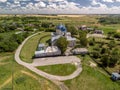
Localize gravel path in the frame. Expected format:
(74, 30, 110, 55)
(14, 32, 82, 90)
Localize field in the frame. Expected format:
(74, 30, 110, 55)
(0, 53, 59, 90)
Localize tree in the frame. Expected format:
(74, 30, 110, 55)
(110, 48, 120, 67)
(80, 37, 88, 47)
(79, 31, 88, 47)
(101, 54, 110, 67)
(0, 35, 3, 41)
(11, 34, 24, 44)
(89, 38, 95, 46)
(101, 48, 119, 67)
(108, 40, 116, 49)
(41, 22, 50, 28)
(114, 32, 120, 38)
(101, 47, 106, 54)
(56, 37, 68, 54)
(66, 25, 78, 36)
(92, 51, 100, 59)
(107, 31, 115, 39)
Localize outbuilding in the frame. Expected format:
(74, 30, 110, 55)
(111, 73, 120, 81)
(72, 48, 88, 55)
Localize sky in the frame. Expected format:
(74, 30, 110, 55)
(0, 0, 120, 14)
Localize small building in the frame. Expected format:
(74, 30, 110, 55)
(87, 27, 94, 31)
(34, 44, 61, 58)
(66, 36, 76, 47)
(80, 25, 87, 30)
(72, 48, 88, 55)
(111, 73, 120, 81)
(94, 30, 104, 34)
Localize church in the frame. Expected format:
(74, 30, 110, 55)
(51, 24, 76, 47)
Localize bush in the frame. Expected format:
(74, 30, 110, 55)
(108, 40, 116, 49)
(91, 51, 100, 59)
(114, 33, 120, 38)
(45, 28, 55, 32)
(15, 77, 26, 84)
(89, 40, 95, 46)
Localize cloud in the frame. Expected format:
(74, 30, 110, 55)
(0, 0, 120, 14)
(116, 0, 120, 2)
(0, 0, 7, 2)
(102, 0, 114, 3)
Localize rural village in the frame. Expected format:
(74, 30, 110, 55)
(0, 15, 120, 90)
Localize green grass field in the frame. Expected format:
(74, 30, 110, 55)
(39, 35, 51, 45)
(0, 53, 59, 90)
(37, 64, 76, 76)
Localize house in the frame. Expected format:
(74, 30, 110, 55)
(111, 73, 120, 81)
(94, 30, 104, 34)
(34, 43, 61, 58)
(80, 25, 87, 30)
(72, 48, 88, 55)
(51, 24, 76, 47)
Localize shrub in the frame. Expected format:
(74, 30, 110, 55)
(15, 77, 26, 84)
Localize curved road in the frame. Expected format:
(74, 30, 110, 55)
(14, 32, 82, 89)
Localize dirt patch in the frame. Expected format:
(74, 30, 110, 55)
(0, 62, 9, 65)
(89, 61, 97, 67)
(0, 76, 12, 89)
(21, 70, 38, 80)
(0, 56, 11, 62)
(117, 29, 120, 33)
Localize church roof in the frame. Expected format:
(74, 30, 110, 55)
(56, 24, 67, 32)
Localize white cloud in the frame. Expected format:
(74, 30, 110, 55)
(35, 2, 46, 8)
(116, 0, 120, 2)
(91, 0, 100, 5)
(0, 0, 7, 2)
(102, 0, 114, 3)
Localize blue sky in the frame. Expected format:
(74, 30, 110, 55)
(0, 0, 120, 14)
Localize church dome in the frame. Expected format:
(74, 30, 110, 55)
(56, 24, 67, 32)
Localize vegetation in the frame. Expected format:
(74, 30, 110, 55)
(0, 32, 29, 52)
(79, 31, 88, 47)
(20, 32, 50, 63)
(37, 64, 76, 76)
(0, 53, 59, 90)
(64, 55, 120, 90)
(99, 15, 120, 24)
(66, 25, 78, 36)
(56, 37, 68, 54)
(114, 32, 120, 38)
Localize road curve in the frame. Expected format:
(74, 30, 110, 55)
(14, 32, 82, 89)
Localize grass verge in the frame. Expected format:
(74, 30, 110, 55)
(20, 32, 50, 63)
(37, 64, 76, 76)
